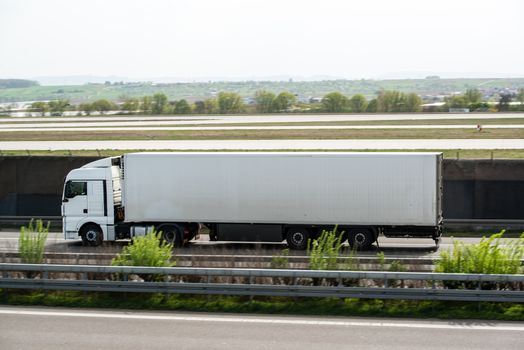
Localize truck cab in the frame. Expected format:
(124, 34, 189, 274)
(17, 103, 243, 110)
(61, 157, 121, 245)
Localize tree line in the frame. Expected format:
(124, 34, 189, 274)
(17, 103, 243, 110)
(29, 88, 524, 116)
(445, 88, 524, 112)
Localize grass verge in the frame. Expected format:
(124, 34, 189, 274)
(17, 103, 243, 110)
(1, 128, 523, 141)
(1, 148, 524, 159)
(2, 291, 523, 321)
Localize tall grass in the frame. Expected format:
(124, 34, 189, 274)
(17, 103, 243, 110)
(435, 231, 524, 275)
(18, 219, 49, 264)
(307, 226, 344, 270)
(111, 230, 175, 268)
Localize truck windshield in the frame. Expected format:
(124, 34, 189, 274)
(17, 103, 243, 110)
(64, 181, 87, 199)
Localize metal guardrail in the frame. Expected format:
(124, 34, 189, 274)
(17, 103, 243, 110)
(0, 263, 522, 302)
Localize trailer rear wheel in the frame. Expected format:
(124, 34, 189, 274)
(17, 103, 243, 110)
(80, 224, 103, 247)
(286, 228, 310, 250)
(348, 228, 374, 251)
(160, 225, 183, 247)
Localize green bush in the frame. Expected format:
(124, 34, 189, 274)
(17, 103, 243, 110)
(111, 230, 175, 268)
(19, 219, 49, 264)
(376, 251, 407, 272)
(307, 226, 344, 270)
(270, 248, 290, 269)
(435, 231, 524, 275)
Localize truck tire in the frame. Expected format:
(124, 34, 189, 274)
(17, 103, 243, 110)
(80, 224, 103, 247)
(348, 228, 374, 251)
(160, 225, 183, 247)
(286, 228, 310, 250)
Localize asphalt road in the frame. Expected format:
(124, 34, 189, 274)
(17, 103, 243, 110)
(0, 230, 508, 258)
(1, 139, 524, 150)
(0, 306, 522, 350)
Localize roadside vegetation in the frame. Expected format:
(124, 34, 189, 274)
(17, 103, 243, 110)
(307, 227, 345, 270)
(18, 219, 49, 264)
(3, 292, 523, 321)
(111, 230, 175, 267)
(435, 232, 524, 275)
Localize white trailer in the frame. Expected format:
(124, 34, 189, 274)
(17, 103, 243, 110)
(62, 152, 443, 250)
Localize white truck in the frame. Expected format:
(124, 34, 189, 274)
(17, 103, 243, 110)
(62, 152, 443, 250)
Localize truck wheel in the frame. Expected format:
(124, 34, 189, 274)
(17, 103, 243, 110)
(286, 228, 310, 250)
(348, 228, 374, 251)
(161, 226, 183, 247)
(80, 224, 103, 247)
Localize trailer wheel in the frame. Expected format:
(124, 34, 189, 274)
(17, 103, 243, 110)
(348, 228, 374, 251)
(286, 228, 310, 250)
(80, 224, 103, 247)
(160, 225, 183, 247)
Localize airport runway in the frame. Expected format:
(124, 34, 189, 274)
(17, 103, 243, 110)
(1, 113, 523, 126)
(1, 124, 523, 132)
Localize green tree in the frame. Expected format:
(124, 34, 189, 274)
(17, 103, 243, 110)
(204, 98, 218, 113)
(464, 89, 482, 104)
(498, 93, 512, 112)
(366, 98, 378, 113)
(121, 98, 140, 114)
(193, 100, 206, 114)
(376, 90, 403, 112)
(445, 95, 469, 109)
(217, 92, 244, 114)
(254, 90, 276, 113)
(78, 102, 94, 116)
(321, 92, 349, 112)
(31, 101, 48, 116)
(272, 91, 296, 112)
(349, 94, 368, 113)
(516, 88, 524, 111)
(404, 93, 422, 112)
(141, 96, 153, 114)
(194, 98, 218, 114)
(152, 93, 168, 114)
(48, 99, 69, 116)
(174, 99, 191, 114)
(91, 99, 115, 115)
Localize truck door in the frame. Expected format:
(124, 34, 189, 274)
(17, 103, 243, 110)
(62, 180, 88, 232)
(63, 180, 107, 233)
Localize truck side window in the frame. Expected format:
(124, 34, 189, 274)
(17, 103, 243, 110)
(65, 181, 87, 199)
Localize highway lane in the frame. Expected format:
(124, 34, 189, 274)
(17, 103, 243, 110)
(0, 230, 509, 258)
(2, 124, 523, 132)
(1, 112, 523, 125)
(1, 139, 524, 150)
(0, 306, 522, 350)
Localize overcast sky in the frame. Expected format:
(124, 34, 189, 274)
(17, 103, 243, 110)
(1, 0, 523, 82)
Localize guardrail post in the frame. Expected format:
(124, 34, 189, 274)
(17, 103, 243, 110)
(207, 275, 212, 301)
(1, 270, 7, 302)
(82, 272, 87, 297)
(477, 276, 482, 312)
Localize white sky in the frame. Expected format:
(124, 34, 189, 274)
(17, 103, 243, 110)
(1, 0, 523, 81)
